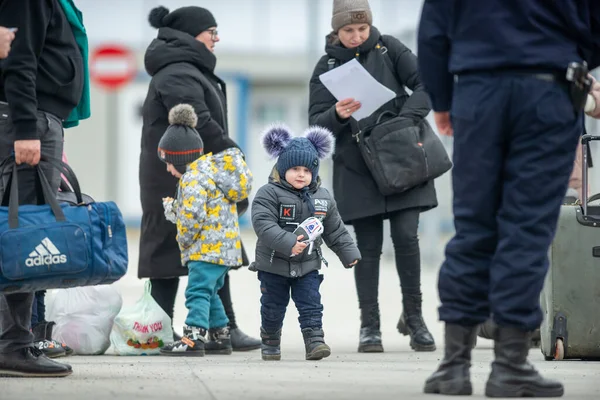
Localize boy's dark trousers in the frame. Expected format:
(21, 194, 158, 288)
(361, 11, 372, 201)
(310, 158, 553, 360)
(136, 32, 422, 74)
(258, 270, 324, 331)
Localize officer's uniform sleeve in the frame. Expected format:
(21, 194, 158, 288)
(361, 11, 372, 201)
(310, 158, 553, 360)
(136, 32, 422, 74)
(417, 0, 454, 112)
(591, 2, 600, 70)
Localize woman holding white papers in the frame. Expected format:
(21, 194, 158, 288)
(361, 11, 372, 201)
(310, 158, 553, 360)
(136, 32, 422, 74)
(308, 0, 438, 354)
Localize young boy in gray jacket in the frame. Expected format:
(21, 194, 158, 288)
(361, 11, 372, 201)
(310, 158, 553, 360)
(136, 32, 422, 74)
(251, 124, 361, 361)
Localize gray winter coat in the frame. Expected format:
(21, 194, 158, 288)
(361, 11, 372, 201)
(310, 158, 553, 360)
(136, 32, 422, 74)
(251, 169, 361, 278)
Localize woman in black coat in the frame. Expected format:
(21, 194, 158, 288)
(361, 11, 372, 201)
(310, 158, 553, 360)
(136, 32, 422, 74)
(308, 0, 438, 353)
(138, 5, 259, 351)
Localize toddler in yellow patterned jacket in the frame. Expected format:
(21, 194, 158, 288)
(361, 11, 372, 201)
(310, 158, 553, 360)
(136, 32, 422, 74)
(156, 104, 253, 357)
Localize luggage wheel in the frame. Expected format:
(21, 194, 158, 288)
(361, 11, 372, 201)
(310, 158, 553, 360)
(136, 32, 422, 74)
(550, 312, 568, 361)
(554, 338, 565, 361)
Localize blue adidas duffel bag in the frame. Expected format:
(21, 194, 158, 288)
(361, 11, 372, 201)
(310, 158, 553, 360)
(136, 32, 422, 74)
(0, 157, 128, 293)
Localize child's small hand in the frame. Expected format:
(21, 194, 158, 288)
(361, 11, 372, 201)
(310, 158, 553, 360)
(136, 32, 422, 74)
(163, 197, 174, 208)
(291, 235, 308, 256)
(346, 259, 359, 269)
(163, 197, 177, 223)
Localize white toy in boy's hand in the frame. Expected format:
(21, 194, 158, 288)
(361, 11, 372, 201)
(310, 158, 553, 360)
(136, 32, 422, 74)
(290, 217, 324, 257)
(162, 197, 177, 223)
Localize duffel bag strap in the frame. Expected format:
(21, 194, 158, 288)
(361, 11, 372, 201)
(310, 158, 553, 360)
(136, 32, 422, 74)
(0, 154, 84, 204)
(7, 164, 66, 229)
(40, 156, 83, 204)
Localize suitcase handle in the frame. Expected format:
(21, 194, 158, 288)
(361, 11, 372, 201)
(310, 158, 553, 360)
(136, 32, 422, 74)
(581, 134, 600, 215)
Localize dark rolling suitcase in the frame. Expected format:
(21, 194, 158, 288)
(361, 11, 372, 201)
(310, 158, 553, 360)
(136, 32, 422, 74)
(540, 134, 600, 361)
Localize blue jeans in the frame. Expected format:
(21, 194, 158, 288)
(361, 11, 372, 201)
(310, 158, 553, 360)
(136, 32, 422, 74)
(258, 270, 324, 332)
(184, 261, 229, 330)
(30, 291, 46, 328)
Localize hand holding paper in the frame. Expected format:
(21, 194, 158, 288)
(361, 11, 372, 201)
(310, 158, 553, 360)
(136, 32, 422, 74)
(318, 59, 396, 121)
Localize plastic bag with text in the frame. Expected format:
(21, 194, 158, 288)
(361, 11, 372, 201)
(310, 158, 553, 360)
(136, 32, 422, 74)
(110, 281, 173, 355)
(46, 285, 123, 355)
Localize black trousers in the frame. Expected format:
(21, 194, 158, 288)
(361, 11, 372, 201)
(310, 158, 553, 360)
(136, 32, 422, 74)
(352, 208, 422, 328)
(151, 271, 238, 329)
(0, 103, 63, 353)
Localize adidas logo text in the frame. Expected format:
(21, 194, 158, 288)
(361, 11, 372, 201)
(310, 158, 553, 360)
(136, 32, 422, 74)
(25, 237, 68, 267)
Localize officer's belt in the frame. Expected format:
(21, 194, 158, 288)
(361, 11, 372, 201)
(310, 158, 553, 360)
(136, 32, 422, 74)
(457, 68, 567, 83)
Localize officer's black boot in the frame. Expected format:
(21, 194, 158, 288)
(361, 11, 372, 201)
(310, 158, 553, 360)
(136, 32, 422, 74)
(424, 324, 478, 396)
(301, 327, 331, 361)
(358, 306, 384, 353)
(479, 319, 541, 349)
(397, 293, 436, 351)
(260, 328, 281, 361)
(204, 326, 232, 355)
(230, 327, 261, 351)
(478, 319, 497, 340)
(485, 327, 564, 398)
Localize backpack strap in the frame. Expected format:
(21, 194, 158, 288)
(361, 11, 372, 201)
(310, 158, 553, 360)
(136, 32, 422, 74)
(377, 38, 400, 85)
(327, 58, 337, 71)
(327, 40, 395, 78)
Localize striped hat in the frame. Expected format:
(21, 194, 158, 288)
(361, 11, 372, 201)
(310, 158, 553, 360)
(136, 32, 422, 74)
(157, 104, 204, 169)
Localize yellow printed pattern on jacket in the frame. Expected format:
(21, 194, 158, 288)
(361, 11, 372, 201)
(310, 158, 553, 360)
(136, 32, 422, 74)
(163, 148, 252, 267)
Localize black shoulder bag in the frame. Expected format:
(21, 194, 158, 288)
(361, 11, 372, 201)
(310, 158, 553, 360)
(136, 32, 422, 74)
(328, 41, 452, 196)
(351, 112, 452, 196)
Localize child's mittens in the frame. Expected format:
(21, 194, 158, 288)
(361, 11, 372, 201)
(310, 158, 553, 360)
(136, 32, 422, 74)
(163, 197, 176, 223)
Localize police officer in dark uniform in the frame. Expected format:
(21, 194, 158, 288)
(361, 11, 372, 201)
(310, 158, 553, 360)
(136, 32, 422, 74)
(417, 0, 600, 397)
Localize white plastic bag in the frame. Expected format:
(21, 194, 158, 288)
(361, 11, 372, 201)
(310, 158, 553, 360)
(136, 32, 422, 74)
(46, 285, 122, 355)
(110, 281, 173, 355)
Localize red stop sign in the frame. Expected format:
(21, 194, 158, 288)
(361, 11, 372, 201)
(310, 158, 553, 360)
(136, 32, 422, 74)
(90, 44, 137, 90)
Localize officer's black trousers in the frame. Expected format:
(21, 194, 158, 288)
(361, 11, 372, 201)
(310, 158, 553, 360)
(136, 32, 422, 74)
(438, 73, 582, 331)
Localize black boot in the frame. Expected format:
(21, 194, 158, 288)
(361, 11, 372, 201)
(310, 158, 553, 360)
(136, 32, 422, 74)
(358, 306, 383, 353)
(160, 326, 206, 357)
(397, 293, 436, 351)
(485, 327, 564, 398)
(260, 328, 281, 361)
(230, 327, 261, 351)
(301, 327, 331, 361)
(478, 319, 497, 340)
(0, 347, 72, 378)
(478, 319, 541, 349)
(358, 327, 384, 353)
(424, 324, 478, 396)
(32, 322, 66, 359)
(205, 326, 232, 355)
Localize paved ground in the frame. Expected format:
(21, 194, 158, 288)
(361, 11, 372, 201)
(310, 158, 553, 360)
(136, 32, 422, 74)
(2, 230, 599, 400)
